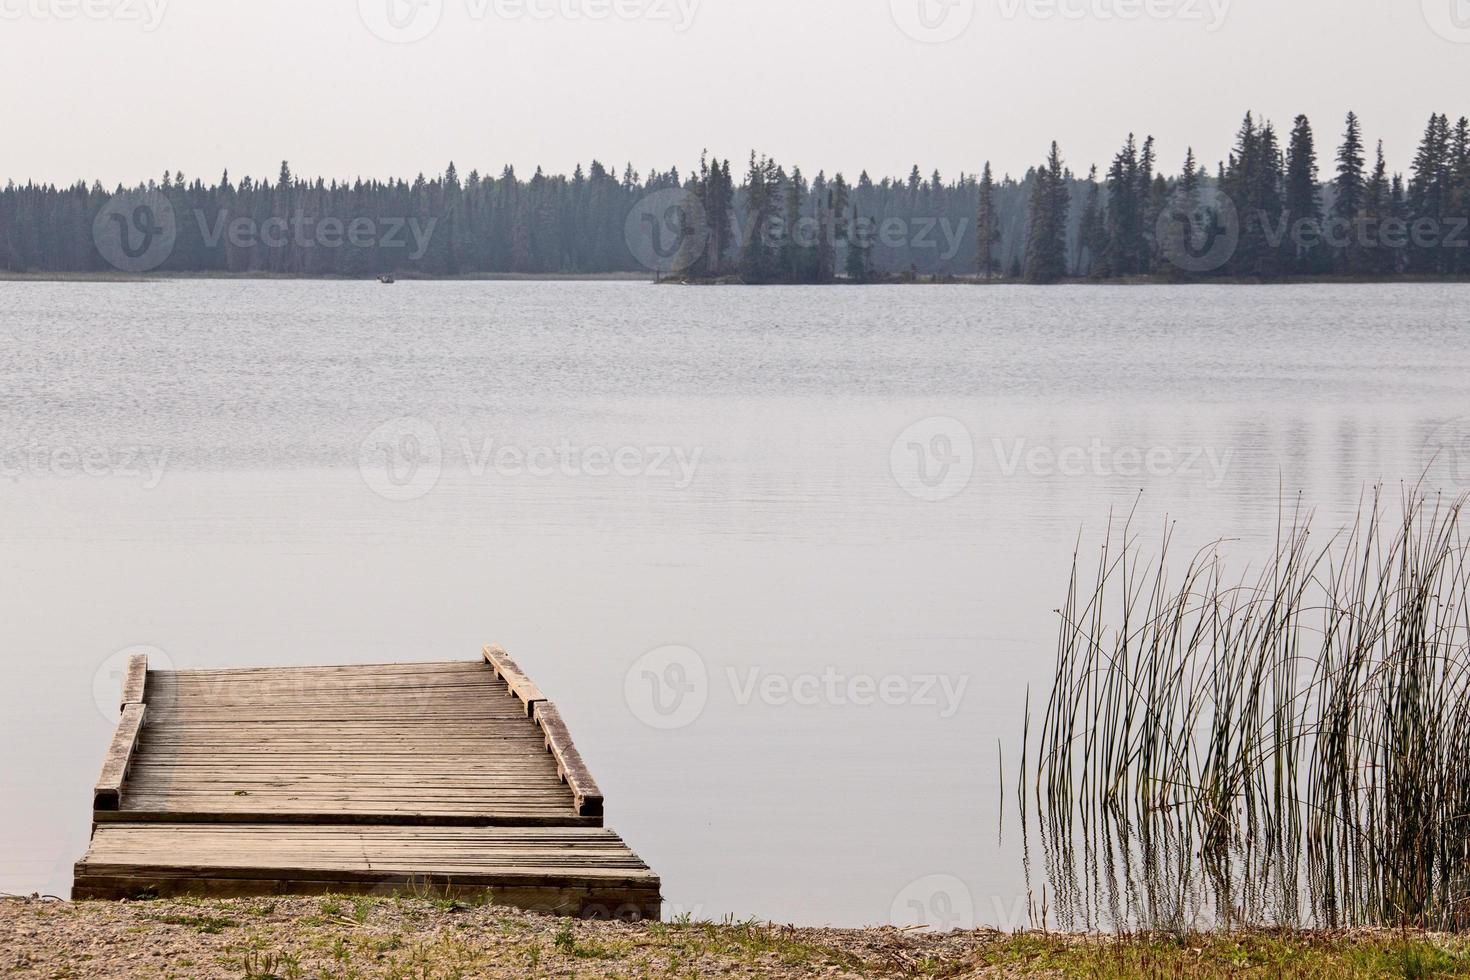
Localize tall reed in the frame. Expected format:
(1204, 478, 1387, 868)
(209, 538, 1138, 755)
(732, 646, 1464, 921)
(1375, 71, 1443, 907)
(1024, 487, 1470, 932)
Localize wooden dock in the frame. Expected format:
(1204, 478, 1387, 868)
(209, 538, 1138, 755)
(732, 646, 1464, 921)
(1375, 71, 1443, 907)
(74, 646, 661, 919)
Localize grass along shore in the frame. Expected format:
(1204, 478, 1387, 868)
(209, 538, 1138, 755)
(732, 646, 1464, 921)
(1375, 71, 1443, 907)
(5, 896, 1470, 978)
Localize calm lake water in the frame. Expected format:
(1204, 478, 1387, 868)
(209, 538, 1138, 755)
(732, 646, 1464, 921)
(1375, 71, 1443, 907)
(1, 280, 1467, 926)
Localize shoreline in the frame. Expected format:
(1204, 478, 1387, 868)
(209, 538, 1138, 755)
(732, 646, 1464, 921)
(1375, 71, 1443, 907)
(4, 896, 1470, 978)
(662, 272, 1470, 286)
(0, 271, 656, 284)
(5, 270, 1470, 286)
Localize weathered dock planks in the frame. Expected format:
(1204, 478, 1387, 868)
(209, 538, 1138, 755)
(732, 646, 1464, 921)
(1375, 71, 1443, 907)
(93, 704, 145, 812)
(484, 644, 547, 716)
(119, 652, 148, 708)
(75, 649, 660, 918)
(74, 824, 660, 918)
(534, 702, 605, 818)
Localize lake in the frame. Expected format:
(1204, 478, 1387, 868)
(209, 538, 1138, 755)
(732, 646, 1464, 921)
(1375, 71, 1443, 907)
(1, 279, 1466, 927)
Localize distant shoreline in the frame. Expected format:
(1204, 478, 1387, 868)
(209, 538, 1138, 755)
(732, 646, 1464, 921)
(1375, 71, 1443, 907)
(666, 273, 1470, 286)
(0, 271, 655, 284)
(5, 270, 1470, 286)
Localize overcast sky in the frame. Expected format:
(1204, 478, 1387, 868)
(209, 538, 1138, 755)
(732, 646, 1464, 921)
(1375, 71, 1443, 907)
(3, 0, 1467, 187)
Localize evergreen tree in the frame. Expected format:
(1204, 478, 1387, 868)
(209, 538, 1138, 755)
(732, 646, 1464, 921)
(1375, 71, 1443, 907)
(711, 159, 735, 275)
(1103, 134, 1142, 276)
(1138, 137, 1161, 272)
(1077, 165, 1104, 278)
(845, 213, 873, 281)
(1222, 113, 1285, 278)
(1155, 148, 1206, 281)
(781, 165, 811, 281)
(1284, 114, 1324, 275)
(1144, 173, 1169, 275)
(1023, 142, 1070, 283)
(975, 161, 1001, 280)
(1179, 148, 1201, 216)
(679, 155, 736, 277)
(1333, 111, 1367, 273)
(1408, 113, 1452, 273)
(1452, 118, 1470, 275)
(820, 173, 849, 283)
(1363, 141, 1394, 276)
(673, 159, 712, 278)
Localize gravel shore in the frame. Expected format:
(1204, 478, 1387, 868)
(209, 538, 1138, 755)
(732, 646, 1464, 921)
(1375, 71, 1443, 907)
(0, 896, 1019, 979)
(5, 895, 1470, 978)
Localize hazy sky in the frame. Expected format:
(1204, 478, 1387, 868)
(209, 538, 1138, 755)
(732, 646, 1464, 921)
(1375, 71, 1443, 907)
(3, 0, 1467, 187)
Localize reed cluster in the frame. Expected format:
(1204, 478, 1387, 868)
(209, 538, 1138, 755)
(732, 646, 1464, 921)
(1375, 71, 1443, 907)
(1024, 488, 1470, 932)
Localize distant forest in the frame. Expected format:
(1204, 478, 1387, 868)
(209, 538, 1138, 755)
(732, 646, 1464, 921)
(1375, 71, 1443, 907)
(4, 111, 1469, 283)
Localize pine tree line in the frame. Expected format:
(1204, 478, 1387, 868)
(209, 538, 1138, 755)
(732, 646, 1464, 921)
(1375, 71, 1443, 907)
(1029, 111, 1470, 283)
(4, 110, 1468, 281)
(0, 155, 1026, 279)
